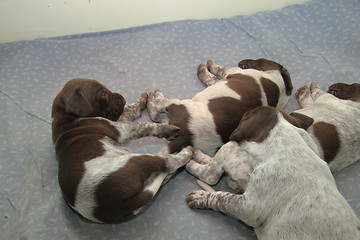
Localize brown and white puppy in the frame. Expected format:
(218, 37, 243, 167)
(186, 106, 360, 240)
(295, 82, 360, 172)
(52, 78, 193, 223)
(147, 58, 293, 155)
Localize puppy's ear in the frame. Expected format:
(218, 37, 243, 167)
(280, 67, 293, 95)
(229, 125, 245, 142)
(284, 112, 314, 130)
(229, 107, 278, 143)
(65, 87, 94, 117)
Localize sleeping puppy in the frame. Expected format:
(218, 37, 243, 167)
(186, 106, 360, 240)
(295, 82, 360, 172)
(147, 58, 293, 155)
(51, 78, 192, 223)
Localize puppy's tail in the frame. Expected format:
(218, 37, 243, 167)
(196, 180, 215, 192)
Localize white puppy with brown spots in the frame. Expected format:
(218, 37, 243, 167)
(147, 58, 293, 156)
(295, 82, 360, 172)
(186, 106, 360, 240)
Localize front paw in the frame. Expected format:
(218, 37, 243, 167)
(186, 190, 210, 209)
(296, 86, 314, 108)
(158, 124, 180, 140)
(137, 91, 148, 110)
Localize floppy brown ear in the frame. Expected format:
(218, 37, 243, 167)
(65, 87, 94, 117)
(285, 112, 314, 130)
(229, 125, 245, 142)
(280, 67, 293, 96)
(229, 107, 279, 143)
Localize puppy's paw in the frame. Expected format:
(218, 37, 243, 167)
(158, 124, 180, 140)
(186, 190, 210, 209)
(137, 91, 148, 110)
(296, 86, 314, 108)
(176, 146, 194, 166)
(310, 82, 320, 92)
(154, 89, 164, 101)
(197, 63, 207, 77)
(182, 146, 194, 158)
(207, 59, 217, 73)
(197, 63, 218, 86)
(309, 82, 324, 100)
(147, 92, 165, 123)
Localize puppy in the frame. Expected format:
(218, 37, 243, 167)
(186, 106, 360, 240)
(51, 78, 192, 223)
(295, 82, 360, 172)
(147, 58, 293, 155)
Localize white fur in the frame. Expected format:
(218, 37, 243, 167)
(187, 112, 360, 239)
(74, 151, 133, 222)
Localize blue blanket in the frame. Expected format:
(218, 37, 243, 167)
(1, 0, 359, 239)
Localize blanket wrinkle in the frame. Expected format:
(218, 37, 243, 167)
(6, 198, 17, 213)
(0, 90, 51, 125)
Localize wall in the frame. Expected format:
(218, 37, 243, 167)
(0, 0, 309, 43)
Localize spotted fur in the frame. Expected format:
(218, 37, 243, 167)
(148, 58, 293, 155)
(295, 82, 360, 172)
(186, 106, 360, 240)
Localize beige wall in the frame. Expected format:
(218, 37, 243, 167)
(0, 0, 309, 43)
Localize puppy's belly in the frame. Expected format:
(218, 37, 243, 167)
(185, 102, 223, 156)
(74, 151, 134, 222)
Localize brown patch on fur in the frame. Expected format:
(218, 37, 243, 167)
(209, 74, 262, 143)
(238, 58, 293, 95)
(260, 77, 279, 106)
(55, 119, 120, 206)
(166, 104, 193, 153)
(312, 122, 340, 163)
(229, 106, 279, 143)
(328, 83, 360, 101)
(94, 155, 167, 222)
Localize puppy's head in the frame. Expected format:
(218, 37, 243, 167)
(238, 58, 293, 95)
(229, 106, 313, 143)
(54, 78, 126, 121)
(328, 82, 360, 101)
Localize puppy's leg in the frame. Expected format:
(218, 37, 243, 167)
(161, 146, 193, 173)
(186, 191, 261, 227)
(132, 172, 169, 215)
(191, 147, 212, 164)
(309, 82, 327, 102)
(295, 86, 314, 108)
(147, 91, 166, 123)
(207, 60, 237, 78)
(197, 63, 218, 87)
(119, 91, 148, 122)
(147, 89, 181, 124)
(186, 153, 223, 186)
(112, 121, 180, 143)
(159, 146, 194, 184)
